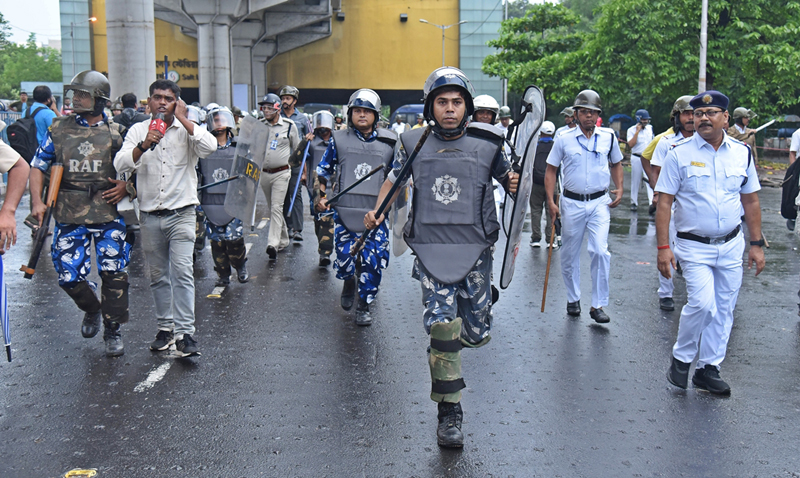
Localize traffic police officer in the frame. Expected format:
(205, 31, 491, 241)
(290, 110, 336, 267)
(545, 90, 624, 323)
(365, 67, 518, 449)
(657, 90, 765, 395)
(29, 70, 133, 357)
(472, 94, 500, 124)
(627, 109, 655, 212)
(198, 106, 249, 286)
(315, 89, 397, 325)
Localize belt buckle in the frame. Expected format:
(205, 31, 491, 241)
(708, 236, 725, 245)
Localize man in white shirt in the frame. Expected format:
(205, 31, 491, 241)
(789, 127, 800, 164)
(391, 116, 409, 135)
(114, 79, 217, 357)
(627, 109, 654, 212)
(554, 107, 577, 138)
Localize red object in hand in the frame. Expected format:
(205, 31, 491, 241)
(148, 113, 167, 150)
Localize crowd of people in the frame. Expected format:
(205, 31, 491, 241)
(0, 66, 769, 448)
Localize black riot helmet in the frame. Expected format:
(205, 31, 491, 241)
(65, 70, 111, 115)
(573, 89, 602, 112)
(422, 67, 475, 138)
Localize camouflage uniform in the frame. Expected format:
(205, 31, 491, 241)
(31, 114, 132, 327)
(726, 125, 758, 164)
(332, 212, 389, 303)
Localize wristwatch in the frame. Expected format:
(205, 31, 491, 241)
(749, 238, 765, 247)
(136, 141, 148, 153)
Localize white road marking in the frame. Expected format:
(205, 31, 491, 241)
(245, 242, 253, 254)
(207, 285, 226, 299)
(134, 362, 171, 392)
(257, 218, 268, 229)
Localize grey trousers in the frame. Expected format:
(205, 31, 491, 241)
(140, 206, 197, 336)
(529, 182, 553, 242)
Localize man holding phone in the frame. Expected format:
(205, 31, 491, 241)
(114, 79, 216, 357)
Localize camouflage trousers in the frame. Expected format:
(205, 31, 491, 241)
(315, 212, 334, 256)
(414, 247, 494, 347)
(195, 207, 207, 250)
(206, 219, 246, 278)
(333, 212, 389, 304)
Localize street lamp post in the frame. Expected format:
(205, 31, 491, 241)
(419, 19, 468, 67)
(70, 17, 97, 78)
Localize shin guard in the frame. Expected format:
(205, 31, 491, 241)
(429, 317, 466, 403)
(61, 281, 101, 314)
(100, 271, 129, 324)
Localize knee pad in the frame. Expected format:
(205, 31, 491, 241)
(61, 281, 101, 314)
(100, 271, 129, 323)
(429, 317, 466, 403)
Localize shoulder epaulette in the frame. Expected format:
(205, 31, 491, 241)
(669, 136, 693, 150)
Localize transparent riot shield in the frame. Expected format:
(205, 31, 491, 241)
(224, 116, 268, 222)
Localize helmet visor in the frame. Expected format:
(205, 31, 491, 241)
(312, 111, 335, 131)
(207, 110, 236, 132)
(185, 105, 204, 125)
(64, 85, 97, 114)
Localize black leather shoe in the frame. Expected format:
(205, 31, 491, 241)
(660, 297, 675, 311)
(236, 264, 249, 283)
(266, 245, 277, 260)
(630, 203, 638, 212)
(692, 364, 731, 395)
(340, 277, 356, 311)
(666, 356, 690, 389)
(589, 307, 610, 323)
(319, 254, 331, 267)
(81, 310, 102, 338)
(566, 301, 581, 316)
(437, 402, 464, 448)
(355, 299, 372, 326)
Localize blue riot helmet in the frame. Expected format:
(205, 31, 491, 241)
(422, 67, 475, 137)
(635, 109, 651, 123)
(347, 88, 381, 128)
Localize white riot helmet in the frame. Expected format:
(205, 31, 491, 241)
(473, 94, 500, 123)
(206, 106, 236, 134)
(541, 121, 556, 135)
(205, 102, 220, 112)
(347, 88, 382, 128)
(312, 110, 335, 132)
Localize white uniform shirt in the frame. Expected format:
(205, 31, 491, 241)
(790, 128, 800, 154)
(391, 122, 409, 135)
(655, 132, 760, 238)
(546, 126, 623, 195)
(555, 124, 576, 138)
(651, 131, 687, 168)
(114, 118, 217, 212)
(626, 124, 654, 156)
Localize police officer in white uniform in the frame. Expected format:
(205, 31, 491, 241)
(657, 90, 765, 395)
(545, 90, 624, 323)
(647, 95, 695, 311)
(627, 109, 655, 212)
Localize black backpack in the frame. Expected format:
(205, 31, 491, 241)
(7, 106, 46, 162)
(781, 159, 800, 219)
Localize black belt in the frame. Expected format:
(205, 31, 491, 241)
(677, 225, 741, 245)
(563, 189, 607, 202)
(263, 165, 290, 174)
(145, 205, 193, 217)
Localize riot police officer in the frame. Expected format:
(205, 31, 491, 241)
(29, 70, 133, 357)
(315, 89, 397, 326)
(727, 107, 759, 164)
(198, 106, 249, 286)
(365, 67, 519, 449)
(279, 85, 312, 242)
(472, 94, 500, 124)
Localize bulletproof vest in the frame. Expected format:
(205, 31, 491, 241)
(199, 141, 237, 226)
(50, 116, 124, 224)
(332, 128, 396, 232)
(306, 136, 330, 194)
(532, 139, 554, 185)
(401, 123, 503, 284)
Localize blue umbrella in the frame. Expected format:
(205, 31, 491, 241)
(0, 254, 10, 361)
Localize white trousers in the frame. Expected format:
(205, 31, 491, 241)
(630, 155, 654, 206)
(658, 213, 677, 298)
(559, 195, 611, 308)
(260, 168, 291, 250)
(671, 233, 744, 369)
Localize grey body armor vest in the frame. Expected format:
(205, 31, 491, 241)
(199, 140, 237, 227)
(306, 136, 330, 194)
(50, 115, 124, 225)
(332, 128, 397, 232)
(401, 122, 504, 284)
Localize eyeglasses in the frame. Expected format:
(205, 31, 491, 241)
(692, 109, 724, 119)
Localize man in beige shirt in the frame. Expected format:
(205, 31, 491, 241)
(114, 79, 216, 357)
(257, 93, 300, 260)
(0, 138, 30, 254)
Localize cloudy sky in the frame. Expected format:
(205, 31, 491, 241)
(2, 1, 62, 44)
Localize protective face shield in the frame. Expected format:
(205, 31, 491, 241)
(635, 109, 651, 122)
(422, 66, 475, 137)
(65, 70, 111, 115)
(185, 104, 204, 125)
(347, 88, 381, 127)
(279, 85, 299, 101)
(473, 94, 500, 123)
(206, 107, 236, 133)
(498, 106, 512, 119)
(572, 90, 602, 112)
(540, 120, 556, 135)
(312, 110, 335, 131)
(258, 93, 281, 109)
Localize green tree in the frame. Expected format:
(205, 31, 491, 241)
(0, 14, 62, 100)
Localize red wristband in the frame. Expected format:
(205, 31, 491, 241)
(657, 245, 670, 250)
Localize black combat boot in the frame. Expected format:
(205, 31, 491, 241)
(102, 320, 124, 357)
(340, 277, 356, 311)
(236, 263, 249, 283)
(215, 275, 231, 288)
(82, 311, 102, 338)
(355, 298, 372, 326)
(437, 401, 464, 448)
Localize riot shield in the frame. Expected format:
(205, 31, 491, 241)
(224, 116, 268, 221)
(390, 182, 411, 256)
(499, 85, 545, 289)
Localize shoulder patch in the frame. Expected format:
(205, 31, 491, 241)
(669, 136, 693, 150)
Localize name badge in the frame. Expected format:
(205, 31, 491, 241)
(690, 161, 706, 167)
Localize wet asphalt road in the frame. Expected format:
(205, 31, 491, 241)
(1, 185, 800, 478)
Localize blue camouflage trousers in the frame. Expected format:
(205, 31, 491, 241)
(333, 212, 389, 304)
(414, 247, 494, 346)
(51, 217, 131, 287)
(205, 218, 244, 241)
